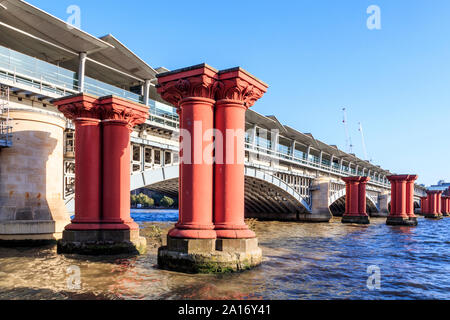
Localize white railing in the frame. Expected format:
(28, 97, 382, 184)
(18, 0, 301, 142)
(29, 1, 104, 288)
(245, 142, 391, 189)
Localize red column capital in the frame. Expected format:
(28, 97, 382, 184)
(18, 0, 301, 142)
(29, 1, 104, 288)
(216, 67, 268, 107)
(54, 93, 101, 120)
(98, 95, 149, 128)
(342, 176, 362, 184)
(156, 63, 219, 107)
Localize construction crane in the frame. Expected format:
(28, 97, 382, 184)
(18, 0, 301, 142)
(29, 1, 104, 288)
(358, 122, 368, 160)
(342, 107, 353, 153)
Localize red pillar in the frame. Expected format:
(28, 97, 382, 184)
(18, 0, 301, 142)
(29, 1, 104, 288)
(437, 191, 443, 216)
(406, 175, 418, 218)
(156, 64, 218, 239)
(341, 176, 370, 224)
(54, 94, 149, 254)
(447, 197, 450, 216)
(424, 190, 443, 219)
(358, 177, 369, 215)
(99, 96, 150, 230)
(386, 175, 418, 226)
(214, 68, 268, 238)
(55, 94, 102, 230)
(420, 196, 427, 215)
(441, 196, 449, 216)
(390, 179, 397, 215)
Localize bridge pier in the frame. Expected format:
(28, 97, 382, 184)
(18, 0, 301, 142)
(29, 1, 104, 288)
(156, 64, 267, 273)
(441, 196, 450, 216)
(53, 94, 149, 255)
(386, 175, 418, 226)
(375, 192, 390, 217)
(420, 196, 428, 215)
(0, 108, 70, 242)
(306, 177, 332, 222)
(341, 177, 370, 224)
(423, 190, 443, 219)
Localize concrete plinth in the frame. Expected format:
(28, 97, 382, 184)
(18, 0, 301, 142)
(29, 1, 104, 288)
(157, 236, 262, 274)
(370, 211, 389, 218)
(298, 211, 332, 222)
(342, 215, 370, 225)
(386, 216, 418, 226)
(424, 214, 443, 220)
(57, 229, 146, 255)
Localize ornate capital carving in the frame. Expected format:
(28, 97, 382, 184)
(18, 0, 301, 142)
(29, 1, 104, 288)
(216, 67, 268, 108)
(98, 96, 149, 129)
(53, 94, 149, 129)
(156, 64, 219, 108)
(342, 176, 370, 184)
(53, 94, 101, 120)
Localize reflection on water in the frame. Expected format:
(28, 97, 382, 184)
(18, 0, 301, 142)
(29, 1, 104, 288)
(0, 210, 449, 300)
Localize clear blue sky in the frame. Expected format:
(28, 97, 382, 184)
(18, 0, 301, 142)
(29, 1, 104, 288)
(30, 0, 450, 186)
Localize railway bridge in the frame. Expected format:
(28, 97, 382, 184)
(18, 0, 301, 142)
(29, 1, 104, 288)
(64, 107, 427, 222)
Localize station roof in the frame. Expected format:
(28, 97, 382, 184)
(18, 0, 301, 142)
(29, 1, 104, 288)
(0, 0, 158, 87)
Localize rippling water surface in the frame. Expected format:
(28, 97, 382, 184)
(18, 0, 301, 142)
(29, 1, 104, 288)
(0, 211, 449, 300)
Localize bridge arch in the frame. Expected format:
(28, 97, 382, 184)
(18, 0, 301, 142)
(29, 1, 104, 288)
(328, 189, 380, 216)
(130, 165, 312, 215)
(65, 165, 312, 215)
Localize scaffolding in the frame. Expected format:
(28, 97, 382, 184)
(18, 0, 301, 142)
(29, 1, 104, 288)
(0, 85, 12, 148)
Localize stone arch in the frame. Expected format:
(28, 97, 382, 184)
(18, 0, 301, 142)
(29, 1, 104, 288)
(65, 165, 314, 216)
(328, 189, 380, 216)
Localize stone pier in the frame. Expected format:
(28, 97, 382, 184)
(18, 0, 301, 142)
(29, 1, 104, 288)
(386, 175, 418, 226)
(53, 94, 148, 255)
(423, 190, 443, 219)
(0, 107, 70, 243)
(156, 64, 267, 273)
(306, 177, 333, 222)
(341, 176, 370, 224)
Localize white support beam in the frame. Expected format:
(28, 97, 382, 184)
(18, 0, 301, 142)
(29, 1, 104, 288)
(143, 79, 151, 106)
(78, 52, 87, 93)
(291, 140, 296, 157)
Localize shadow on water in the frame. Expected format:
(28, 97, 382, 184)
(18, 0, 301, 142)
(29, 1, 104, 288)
(0, 211, 450, 300)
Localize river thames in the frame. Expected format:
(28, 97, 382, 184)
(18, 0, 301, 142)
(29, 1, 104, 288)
(0, 210, 449, 300)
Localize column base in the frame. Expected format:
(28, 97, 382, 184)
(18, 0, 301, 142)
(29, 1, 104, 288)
(442, 213, 450, 217)
(168, 227, 216, 239)
(424, 214, 443, 220)
(157, 236, 262, 274)
(57, 229, 146, 255)
(342, 215, 370, 224)
(386, 216, 418, 226)
(215, 228, 255, 239)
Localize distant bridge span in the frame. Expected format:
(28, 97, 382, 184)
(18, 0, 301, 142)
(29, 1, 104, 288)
(130, 164, 313, 215)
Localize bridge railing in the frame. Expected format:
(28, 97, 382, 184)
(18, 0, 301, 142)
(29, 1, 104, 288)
(245, 142, 391, 189)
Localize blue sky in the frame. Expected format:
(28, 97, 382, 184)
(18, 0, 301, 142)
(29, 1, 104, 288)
(29, 0, 450, 186)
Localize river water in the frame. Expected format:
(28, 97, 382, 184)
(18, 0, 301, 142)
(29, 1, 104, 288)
(0, 210, 449, 300)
